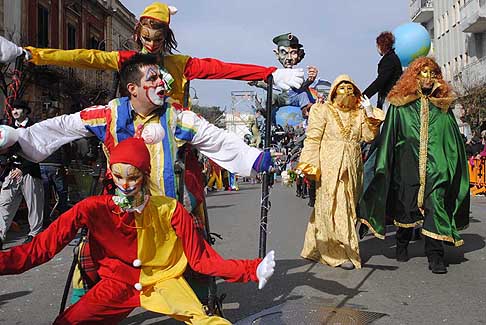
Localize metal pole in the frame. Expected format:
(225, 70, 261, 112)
(258, 75, 273, 258)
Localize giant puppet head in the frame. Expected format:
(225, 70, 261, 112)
(134, 2, 179, 54)
(272, 33, 305, 68)
(328, 75, 362, 111)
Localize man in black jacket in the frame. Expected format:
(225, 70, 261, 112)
(0, 101, 44, 249)
(363, 31, 403, 109)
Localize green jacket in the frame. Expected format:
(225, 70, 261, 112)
(359, 98, 469, 246)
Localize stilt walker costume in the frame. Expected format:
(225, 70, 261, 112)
(358, 57, 469, 274)
(0, 137, 276, 324)
(296, 75, 384, 269)
(0, 3, 303, 106)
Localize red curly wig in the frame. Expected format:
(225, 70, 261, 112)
(376, 31, 395, 54)
(387, 57, 454, 100)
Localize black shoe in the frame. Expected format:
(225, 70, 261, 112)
(396, 246, 409, 262)
(358, 223, 369, 240)
(296, 192, 302, 197)
(23, 235, 34, 244)
(308, 200, 315, 207)
(428, 256, 447, 274)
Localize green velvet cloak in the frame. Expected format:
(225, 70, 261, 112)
(359, 98, 469, 246)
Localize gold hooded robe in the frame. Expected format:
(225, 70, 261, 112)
(297, 74, 384, 268)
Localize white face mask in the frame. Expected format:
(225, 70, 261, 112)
(111, 163, 144, 196)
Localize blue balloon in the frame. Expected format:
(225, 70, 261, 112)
(393, 22, 431, 67)
(275, 106, 304, 127)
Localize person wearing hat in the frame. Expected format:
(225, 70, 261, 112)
(296, 75, 384, 270)
(0, 3, 304, 105)
(0, 53, 276, 295)
(0, 136, 276, 324)
(0, 100, 44, 250)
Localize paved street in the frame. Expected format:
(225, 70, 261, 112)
(0, 181, 485, 324)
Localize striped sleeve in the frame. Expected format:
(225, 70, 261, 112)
(174, 110, 199, 143)
(79, 105, 110, 141)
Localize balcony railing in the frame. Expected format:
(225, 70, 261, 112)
(410, 0, 434, 23)
(461, 0, 486, 33)
(457, 56, 486, 86)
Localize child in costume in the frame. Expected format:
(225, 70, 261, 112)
(0, 137, 276, 324)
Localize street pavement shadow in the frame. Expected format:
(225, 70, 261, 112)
(359, 227, 485, 267)
(217, 258, 369, 322)
(0, 291, 32, 307)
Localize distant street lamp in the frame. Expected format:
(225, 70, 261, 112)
(190, 86, 199, 105)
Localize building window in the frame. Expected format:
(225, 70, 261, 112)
(37, 5, 49, 47)
(87, 25, 103, 50)
(67, 23, 77, 50)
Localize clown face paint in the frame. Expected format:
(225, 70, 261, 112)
(142, 65, 170, 106)
(111, 163, 144, 196)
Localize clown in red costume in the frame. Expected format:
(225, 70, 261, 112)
(0, 137, 276, 324)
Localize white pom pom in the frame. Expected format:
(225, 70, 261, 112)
(141, 124, 165, 144)
(168, 5, 178, 15)
(0, 125, 19, 149)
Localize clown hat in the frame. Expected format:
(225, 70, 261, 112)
(110, 138, 151, 174)
(140, 2, 178, 24)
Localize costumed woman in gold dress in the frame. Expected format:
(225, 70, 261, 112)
(296, 75, 384, 269)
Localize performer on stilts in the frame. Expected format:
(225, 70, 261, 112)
(297, 75, 384, 270)
(0, 136, 275, 324)
(359, 57, 470, 274)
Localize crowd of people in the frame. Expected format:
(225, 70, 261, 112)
(0, 1, 482, 324)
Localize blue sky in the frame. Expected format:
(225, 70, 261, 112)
(122, 1, 410, 109)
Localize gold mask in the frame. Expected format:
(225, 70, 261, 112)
(418, 66, 438, 91)
(334, 82, 358, 110)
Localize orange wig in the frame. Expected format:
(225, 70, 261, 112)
(387, 57, 454, 101)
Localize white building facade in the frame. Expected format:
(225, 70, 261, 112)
(410, 0, 486, 88)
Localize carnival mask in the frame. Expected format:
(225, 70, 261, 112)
(111, 163, 145, 196)
(333, 82, 358, 110)
(140, 25, 164, 53)
(418, 66, 438, 91)
(274, 46, 303, 68)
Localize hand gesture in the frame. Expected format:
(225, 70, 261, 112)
(0, 36, 31, 63)
(256, 250, 275, 289)
(307, 66, 318, 82)
(272, 68, 304, 91)
(360, 95, 374, 118)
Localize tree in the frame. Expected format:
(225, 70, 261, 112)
(191, 104, 224, 124)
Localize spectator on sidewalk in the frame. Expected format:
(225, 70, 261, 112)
(0, 101, 44, 248)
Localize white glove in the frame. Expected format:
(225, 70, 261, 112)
(0, 36, 31, 63)
(360, 95, 374, 118)
(256, 250, 275, 289)
(272, 68, 304, 91)
(0, 125, 19, 149)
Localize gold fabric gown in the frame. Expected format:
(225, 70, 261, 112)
(297, 75, 384, 269)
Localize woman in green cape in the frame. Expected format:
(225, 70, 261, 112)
(359, 57, 470, 274)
